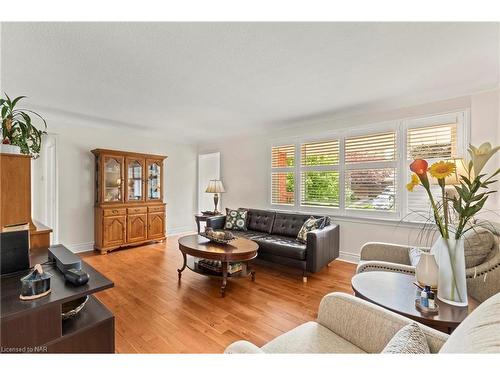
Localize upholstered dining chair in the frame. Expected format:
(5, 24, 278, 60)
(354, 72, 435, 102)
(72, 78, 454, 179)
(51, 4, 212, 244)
(356, 228, 500, 303)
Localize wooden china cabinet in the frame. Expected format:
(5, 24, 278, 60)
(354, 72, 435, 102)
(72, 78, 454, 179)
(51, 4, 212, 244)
(91, 149, 167, 254)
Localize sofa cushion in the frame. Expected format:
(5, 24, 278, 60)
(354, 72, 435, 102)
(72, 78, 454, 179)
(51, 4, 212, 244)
(255, 234, 307, 260)
(271, 212, 313, 238)
(464, 228, 495, 268)
(261, 321, 366, 353)
(245, 209, 275, 234)
(228, 230, 265, 241)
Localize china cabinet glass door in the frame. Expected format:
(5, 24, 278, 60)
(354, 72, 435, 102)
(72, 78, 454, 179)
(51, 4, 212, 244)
(103, 156, 123, 202)
(147, 160, 162, 200)
(126, 159, 144, 201)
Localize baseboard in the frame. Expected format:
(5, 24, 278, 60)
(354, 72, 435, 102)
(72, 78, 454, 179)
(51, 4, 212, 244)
(65, 241, 95, 253)
(338, 251, 360, 264)
(167, 225, 196, 235)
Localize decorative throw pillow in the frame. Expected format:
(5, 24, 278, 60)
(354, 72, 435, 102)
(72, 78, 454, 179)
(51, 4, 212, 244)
(296, 216, 322, 243)
(409, 247, 423, 266)
(318, 216, 331, 229)
(464, 229, 495, 268)
(224, 208, 248, 231)
(382, 322, 430, 354)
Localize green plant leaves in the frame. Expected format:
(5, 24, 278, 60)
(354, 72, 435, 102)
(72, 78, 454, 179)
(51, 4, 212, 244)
(1, 93, 47, 158)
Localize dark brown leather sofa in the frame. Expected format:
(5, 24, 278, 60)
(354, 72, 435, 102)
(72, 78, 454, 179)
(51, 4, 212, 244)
(206, 208, 339, 281)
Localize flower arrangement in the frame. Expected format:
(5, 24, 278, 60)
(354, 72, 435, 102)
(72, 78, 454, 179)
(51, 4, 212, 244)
(407, 142, 499, 306)
(407, 142, 500, 240)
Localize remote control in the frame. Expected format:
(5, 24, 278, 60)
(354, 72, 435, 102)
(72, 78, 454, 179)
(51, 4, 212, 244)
(64, 268, 89, 286)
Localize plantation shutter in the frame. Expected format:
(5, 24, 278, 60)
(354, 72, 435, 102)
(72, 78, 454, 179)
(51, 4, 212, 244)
(406, 122, 459, 220)
(271, 145, 295, 205)
(300, 140, 340, 208)
(345, 132, 396, 163)
(345, 131, 397, 212)
(407, 123, 457, 160)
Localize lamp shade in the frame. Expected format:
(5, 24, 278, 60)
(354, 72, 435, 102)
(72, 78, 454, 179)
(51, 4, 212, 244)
(205, 179, 225, 193)
(445, 158, 468, 185)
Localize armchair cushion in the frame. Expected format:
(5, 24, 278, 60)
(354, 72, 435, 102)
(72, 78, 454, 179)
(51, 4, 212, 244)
(317, 293, 448, 353)
(261, 321, 365, 354)
(439, 292, 500, 353)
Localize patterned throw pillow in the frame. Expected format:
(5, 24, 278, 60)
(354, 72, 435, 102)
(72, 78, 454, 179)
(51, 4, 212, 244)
(296, 216, 322, 243)
(224, 208, 248, 231)
(382, 322, 430, 354)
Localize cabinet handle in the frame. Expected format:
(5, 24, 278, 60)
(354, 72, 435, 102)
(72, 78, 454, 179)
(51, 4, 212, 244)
(112, 209, 118, 214)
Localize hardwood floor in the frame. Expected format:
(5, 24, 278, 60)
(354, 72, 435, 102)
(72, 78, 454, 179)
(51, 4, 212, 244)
(81, 234, 357, 353)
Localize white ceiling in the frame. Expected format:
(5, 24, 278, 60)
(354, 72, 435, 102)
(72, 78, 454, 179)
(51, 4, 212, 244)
(1, 22, 499, 143)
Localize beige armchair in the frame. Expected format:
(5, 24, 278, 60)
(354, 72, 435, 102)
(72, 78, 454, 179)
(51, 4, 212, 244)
(357, 237, 500, 303)
(225, 292, 500, 353)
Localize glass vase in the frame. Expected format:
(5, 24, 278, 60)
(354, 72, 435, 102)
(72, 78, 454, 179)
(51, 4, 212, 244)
(430, 236, 468, 307)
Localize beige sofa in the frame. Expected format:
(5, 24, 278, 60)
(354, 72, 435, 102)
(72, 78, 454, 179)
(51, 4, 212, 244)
(357, 230, 500, 303)
(225, 292, 500, 354)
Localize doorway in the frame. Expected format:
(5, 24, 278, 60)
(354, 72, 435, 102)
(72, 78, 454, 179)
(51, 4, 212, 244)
(31, 133, 59, 244)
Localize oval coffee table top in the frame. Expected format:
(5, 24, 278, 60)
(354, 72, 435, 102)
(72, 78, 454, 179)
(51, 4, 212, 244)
(351, 271, 478, 331)
(178, 234, 258, 262)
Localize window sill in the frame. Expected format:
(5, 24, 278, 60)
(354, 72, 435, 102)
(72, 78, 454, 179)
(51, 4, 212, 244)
(270, 204, 433, 229)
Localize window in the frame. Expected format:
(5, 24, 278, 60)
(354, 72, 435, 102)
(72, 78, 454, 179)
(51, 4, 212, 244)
(271, 145, 295, 205)
(405, 120, 460, 220)
(269, 110, 467, 222)
(345, 131, 397, 212)
(300, 140, 339, 207)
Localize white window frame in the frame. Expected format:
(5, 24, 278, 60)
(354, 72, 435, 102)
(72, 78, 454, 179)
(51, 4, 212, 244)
(268, 109, 469, 223)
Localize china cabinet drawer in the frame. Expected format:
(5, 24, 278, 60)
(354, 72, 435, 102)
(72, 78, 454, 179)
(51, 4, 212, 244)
(148, 205, 165, 213)
(103, 208, 127, 217)
(127, 206, 147, 214)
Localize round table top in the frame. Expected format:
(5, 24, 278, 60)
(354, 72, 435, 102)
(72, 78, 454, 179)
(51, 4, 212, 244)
(178, 234, 258, 262)
(351, 271, 478, 330)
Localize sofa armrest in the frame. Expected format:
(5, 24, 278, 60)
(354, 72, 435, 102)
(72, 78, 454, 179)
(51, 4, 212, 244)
(306, 224, 340, 273)
(224, 340, 264, 354)
(356, 260, 416, 275)
(359, 242, 423, 265)
(317, 292, 448, 353)
(206, 215, 226, 230)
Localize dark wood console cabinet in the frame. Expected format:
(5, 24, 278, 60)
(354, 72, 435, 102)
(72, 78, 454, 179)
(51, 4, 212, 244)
(0, 248, 114, 353)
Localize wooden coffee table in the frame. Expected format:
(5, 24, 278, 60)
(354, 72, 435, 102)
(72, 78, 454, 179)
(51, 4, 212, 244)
(177, 234, 259, 297)
(351, 271, 479, 333)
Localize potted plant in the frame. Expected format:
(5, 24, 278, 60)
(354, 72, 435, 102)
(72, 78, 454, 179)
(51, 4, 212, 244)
(407, 142, 500, 306)
(1, 94, 47, 158)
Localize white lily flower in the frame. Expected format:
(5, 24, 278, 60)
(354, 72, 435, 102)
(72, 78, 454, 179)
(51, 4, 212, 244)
(468, 142, 500, 175)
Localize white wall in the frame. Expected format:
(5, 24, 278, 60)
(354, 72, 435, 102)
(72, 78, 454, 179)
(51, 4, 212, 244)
(32, 111, 198, 252)
(198, 152, 220, 212)
(198, 91, 500, 263)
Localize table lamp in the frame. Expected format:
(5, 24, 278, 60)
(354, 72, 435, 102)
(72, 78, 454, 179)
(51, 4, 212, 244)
(205, 179, 225, 214)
